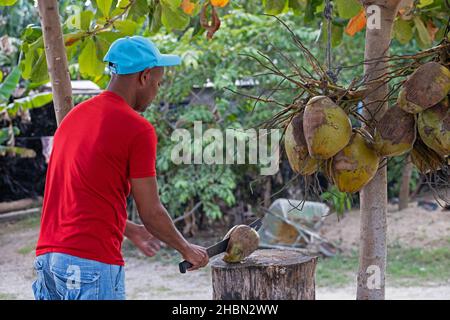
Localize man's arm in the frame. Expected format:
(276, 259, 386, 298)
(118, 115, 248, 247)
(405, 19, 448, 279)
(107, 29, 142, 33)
(124, 220, 162, 257)
(130, 176, 208, 271)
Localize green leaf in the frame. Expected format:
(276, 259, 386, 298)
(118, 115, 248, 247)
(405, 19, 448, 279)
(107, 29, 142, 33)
(264, 0, 287, 15)
(0, 127, 19, 145)
(114, 19, 139, 35)
(0, 67, 21, 102)
(414, 16, 432, 48)
(21, 25, 42, 43)
(162, 0, 182, 9)
(0, 0, 18, 6)
(6, 92, 53, 116)
(0, 145, 36, 158)
(321, 22, 343, 47)
(288, 0, 304, 15)
(94, 35, 111, 61)
(304, 0, 322, 23)
(335, 0, 362, 19)
(30, 51, 49, 83)
(79, 38, 105, 77)
(149, 3, 163, 34)
(0, 70, 3, 83)
(417, 0, 434, 8)
(97, 0, 113, 17)
(161, 2, 190, 30)
(394, 18, 413, 44)
(128, 0, 149, 20)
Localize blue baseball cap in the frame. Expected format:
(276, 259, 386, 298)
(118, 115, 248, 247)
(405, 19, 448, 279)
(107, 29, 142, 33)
(103, 36, 181, 74)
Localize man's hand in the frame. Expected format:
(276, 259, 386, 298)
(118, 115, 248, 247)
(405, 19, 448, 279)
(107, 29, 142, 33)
(126, 222, 163, 257)
(181, 243, 209, 271)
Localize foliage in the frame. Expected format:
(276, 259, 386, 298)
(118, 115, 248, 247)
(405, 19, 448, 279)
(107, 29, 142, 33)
(321, 185, 352, 217)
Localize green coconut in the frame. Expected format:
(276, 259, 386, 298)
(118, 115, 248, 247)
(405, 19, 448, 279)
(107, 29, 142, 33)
(374, 104, 416, 157)
(331, 132, 380, 193)
(303, 96, 352, 160)
(417, 97, 450, 157)
(223, 225, 259, 263)
(284, 113, 318, 175)
(398, 62, 450, 114)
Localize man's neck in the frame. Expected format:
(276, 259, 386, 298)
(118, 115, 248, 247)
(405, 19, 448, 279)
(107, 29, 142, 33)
(106, 82, 137, 110)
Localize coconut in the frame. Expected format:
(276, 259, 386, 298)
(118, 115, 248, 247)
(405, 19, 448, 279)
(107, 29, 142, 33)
(411, 136, 445, 173)
(303, 96, 352, 160)
(398, 62, 450, 114)
(374, 104, 416, 157)
(417, 97, 449, 157)
(284, 113, 318, 175)
(331, 132, 380, 193)
(223, 225, 259, 263)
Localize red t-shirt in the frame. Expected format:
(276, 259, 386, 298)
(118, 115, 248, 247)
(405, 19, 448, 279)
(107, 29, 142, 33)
(36, 91, 157, 265)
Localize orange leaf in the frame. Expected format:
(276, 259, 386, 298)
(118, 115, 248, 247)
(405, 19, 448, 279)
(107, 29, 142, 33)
(210, 0, 229, 7)
(181, 0, 195, 15)
(345, 9, 367, 37)
(426, 20, 438, 42)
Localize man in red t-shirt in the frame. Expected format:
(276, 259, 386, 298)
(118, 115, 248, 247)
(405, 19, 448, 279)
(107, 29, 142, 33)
(32, 36, 208, 300)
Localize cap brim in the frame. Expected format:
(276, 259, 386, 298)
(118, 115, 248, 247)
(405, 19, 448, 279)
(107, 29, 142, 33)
(156, 54, 181, 67)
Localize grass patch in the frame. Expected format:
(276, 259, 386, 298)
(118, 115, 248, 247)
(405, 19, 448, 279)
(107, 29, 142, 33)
(0, 293, 18, 300)
(17, 243, 35, 255)
(316, 246, 450, 287)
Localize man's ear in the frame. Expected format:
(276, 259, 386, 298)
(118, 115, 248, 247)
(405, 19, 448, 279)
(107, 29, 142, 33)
(139, 68, 152, 85)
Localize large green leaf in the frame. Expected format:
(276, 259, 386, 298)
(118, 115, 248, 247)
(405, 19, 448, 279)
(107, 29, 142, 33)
(79, 38, 106, 77)
(335, 0, 362, 19)
(417, 0, 434, 8)
(288, 0, 305, 15)
(0, 67, 21, 102)
(414, 16, 432, 48)
(97, 0, 113, 17)
(5, 92, 53, 116)
(161, 2, 190, 30)
(394, 19, 413, 44)
(304, 0, 322, 23)
(264, 0, 287, 15)
(0, 0, 18, 6)
(114, 19, 139, 35)
(30, 51, 49, 83)
(149, 3, 163, 34)
(127, 0, 149, 20)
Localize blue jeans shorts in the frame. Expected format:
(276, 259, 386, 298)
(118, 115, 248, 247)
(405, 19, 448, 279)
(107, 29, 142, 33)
(32, 252, 125, 300)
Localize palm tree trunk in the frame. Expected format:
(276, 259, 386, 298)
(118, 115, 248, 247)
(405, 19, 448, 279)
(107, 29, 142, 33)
(37, 0, 73, 125)
(399, 156, 413, 211)
(357, 0, 402, 300)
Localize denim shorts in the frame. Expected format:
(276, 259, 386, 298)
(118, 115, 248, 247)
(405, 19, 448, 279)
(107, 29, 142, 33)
(32, 252, 125, 300)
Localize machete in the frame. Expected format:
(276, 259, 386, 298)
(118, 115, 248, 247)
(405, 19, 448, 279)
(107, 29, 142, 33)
(178, 217, 263, 273)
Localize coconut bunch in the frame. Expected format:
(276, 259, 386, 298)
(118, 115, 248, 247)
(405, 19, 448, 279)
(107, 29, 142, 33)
(392, 61, 450, 173)
(284, 95, 382, 193)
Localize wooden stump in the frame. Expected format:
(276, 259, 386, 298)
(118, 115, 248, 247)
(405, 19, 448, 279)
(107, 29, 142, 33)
(211, 249, 317, 300)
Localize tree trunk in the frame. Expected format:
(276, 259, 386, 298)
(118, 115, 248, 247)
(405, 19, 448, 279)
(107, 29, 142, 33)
(37, 0, 73, 126)
(211, 249, 317, 300)
(399, 155, 413, 211)
(357, 0, 402, 300)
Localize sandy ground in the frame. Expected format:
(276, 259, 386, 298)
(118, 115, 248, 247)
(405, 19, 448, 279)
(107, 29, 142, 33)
(0, 201, 449, 300)
(320, 202, 450, 253)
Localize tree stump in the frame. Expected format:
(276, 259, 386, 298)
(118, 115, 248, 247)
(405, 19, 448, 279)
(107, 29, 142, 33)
(211, 249, 317, 300)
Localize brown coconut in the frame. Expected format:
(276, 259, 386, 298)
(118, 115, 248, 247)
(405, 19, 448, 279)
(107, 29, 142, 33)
(417, 97, 450, 157)
(331, 132, 380, 193)
(223, 225, 259, 263)
(374, 104, 416, 157)
(398, 62, 450, 114)
(284, 113, 318, 175)
(303, 96, 352, 160)
(411, 136, 445, 173)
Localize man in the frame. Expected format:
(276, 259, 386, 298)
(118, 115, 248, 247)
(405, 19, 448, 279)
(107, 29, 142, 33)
(32, 36, 209, 300)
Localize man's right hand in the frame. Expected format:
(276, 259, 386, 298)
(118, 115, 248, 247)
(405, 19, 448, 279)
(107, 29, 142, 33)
(181, 243, 209, 271)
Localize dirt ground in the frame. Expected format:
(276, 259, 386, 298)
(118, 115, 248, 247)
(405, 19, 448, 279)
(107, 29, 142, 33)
(0, 200, 449, 300)
(320, 202, 450, 253)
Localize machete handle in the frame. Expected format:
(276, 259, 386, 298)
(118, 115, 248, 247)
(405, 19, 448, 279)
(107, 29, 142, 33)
(179, 260, 193, 273)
